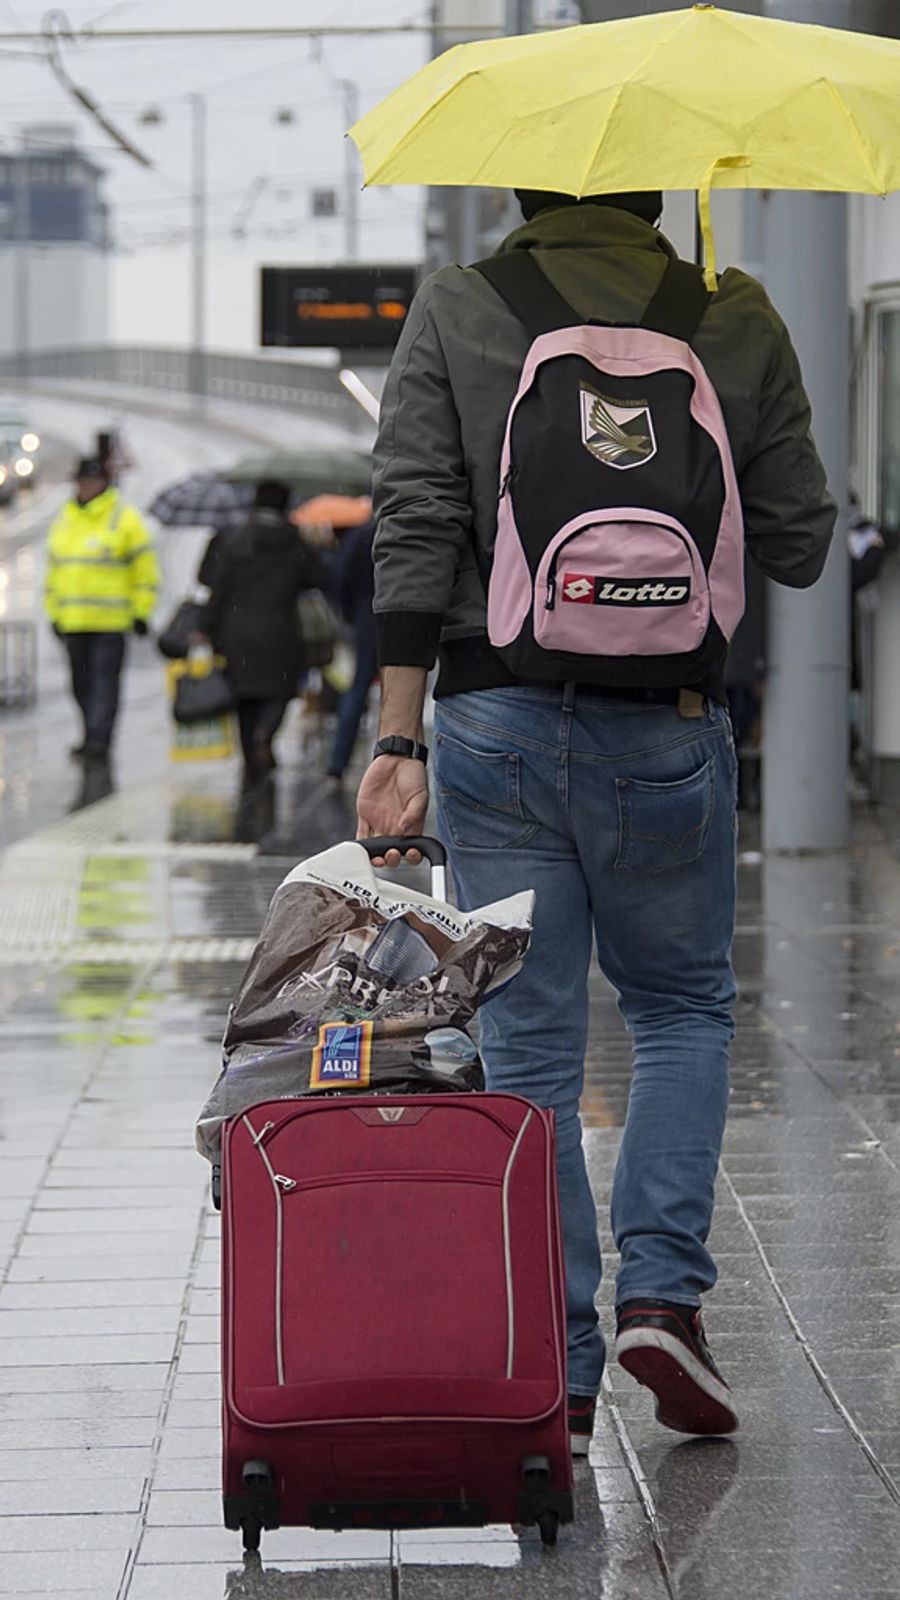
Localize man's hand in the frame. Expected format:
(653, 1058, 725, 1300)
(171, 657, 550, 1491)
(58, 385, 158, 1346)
(357, 756, 428, 865)
(133, 619, 149, 638)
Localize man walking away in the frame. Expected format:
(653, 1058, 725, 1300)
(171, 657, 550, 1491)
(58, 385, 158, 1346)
(45, 456, 159, 766)
(357, 189, 836, 1451)
(196, 480, 322, 784)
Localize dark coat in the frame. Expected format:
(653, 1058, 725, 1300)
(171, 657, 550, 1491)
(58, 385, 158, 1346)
(200, 511, 321, 700)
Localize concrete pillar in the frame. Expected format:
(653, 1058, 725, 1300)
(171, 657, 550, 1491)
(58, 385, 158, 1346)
(761, 189, 850, 849)
(761, 0, 899, 847)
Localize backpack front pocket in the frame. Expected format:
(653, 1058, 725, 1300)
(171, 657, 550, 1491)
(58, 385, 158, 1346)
(533, 510, 709, 658)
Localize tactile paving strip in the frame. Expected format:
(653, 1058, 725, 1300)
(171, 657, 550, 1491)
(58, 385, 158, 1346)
(0, 786, 258, 959)
(0, 936, 256, 966)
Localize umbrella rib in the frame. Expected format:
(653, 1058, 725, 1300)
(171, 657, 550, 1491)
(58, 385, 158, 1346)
(716, 3, 889, 193)
(822, 78, 885, 194)
(576, 8, 690, 198)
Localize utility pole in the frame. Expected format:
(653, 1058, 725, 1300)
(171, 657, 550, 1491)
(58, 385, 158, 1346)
(428, 3, 507, 269)
(339, 80, 360, 261)
(189, 93, 207, 399)
(12, 130, 30, 384)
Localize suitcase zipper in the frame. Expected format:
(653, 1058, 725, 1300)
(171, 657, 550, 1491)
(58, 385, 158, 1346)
(502, 1108, 532, 1380)
(240, 1113, 287, 1385)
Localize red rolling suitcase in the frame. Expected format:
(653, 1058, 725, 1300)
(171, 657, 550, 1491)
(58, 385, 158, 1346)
(219, 837, 573, 1555)
(221, 1090, 573, 1552)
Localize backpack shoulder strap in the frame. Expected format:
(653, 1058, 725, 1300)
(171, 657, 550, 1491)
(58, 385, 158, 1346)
(472, 250, 581, 338)
(640, 257, 711, 344)
(476, 248, 711, 344)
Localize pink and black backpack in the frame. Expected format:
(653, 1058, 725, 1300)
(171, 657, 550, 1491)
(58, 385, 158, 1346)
(474, 251, 745, 690)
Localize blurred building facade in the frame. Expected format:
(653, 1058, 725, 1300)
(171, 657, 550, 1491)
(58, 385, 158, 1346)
(0, 124, 111, 356)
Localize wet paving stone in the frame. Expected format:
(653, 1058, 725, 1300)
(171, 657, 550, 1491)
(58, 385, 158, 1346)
(4, 723, 900, 1595)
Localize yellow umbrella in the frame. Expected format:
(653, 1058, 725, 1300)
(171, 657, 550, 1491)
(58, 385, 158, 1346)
(349, 2, 900, 289)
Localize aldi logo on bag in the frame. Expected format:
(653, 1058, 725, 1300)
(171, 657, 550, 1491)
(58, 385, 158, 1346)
(309, 1021, 373, 1089)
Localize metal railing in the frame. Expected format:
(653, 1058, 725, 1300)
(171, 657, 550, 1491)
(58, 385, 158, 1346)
(0, 621, 37, 708)
(0, 346, 369, 432)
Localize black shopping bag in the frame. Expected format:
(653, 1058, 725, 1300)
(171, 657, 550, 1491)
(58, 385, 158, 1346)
(157, 599, 207, 661)
(173, 659, 236, 724)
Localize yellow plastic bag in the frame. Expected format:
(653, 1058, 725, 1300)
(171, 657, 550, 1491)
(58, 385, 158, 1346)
(166, 660, 236, 762)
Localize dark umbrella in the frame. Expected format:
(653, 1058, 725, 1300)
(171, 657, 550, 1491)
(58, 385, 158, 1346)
(149, 473, 253, 530)
(224, 448, 371, 501)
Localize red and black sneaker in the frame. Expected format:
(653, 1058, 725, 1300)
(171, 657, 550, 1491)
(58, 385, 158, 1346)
(615, 1300, 738, 1436)
(567, 1393, 597, 1458)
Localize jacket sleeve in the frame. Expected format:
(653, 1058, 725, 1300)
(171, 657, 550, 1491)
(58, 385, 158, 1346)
(196, 551, 229, 640)
(372, 278, 473, 667)
(739, 323, 837, 589)
(197, 531, 223, 591)
(123, 507, 160, 622)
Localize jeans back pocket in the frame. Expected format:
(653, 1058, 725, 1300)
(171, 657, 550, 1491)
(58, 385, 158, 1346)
(615, 756, 715, 874)
(434, 730, 537, 851)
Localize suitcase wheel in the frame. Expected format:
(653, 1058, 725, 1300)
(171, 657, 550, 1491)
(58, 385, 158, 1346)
(517, 1457, 569, 1549)
(538, 1511, 560, 1549)
(223, 1460, 280, 1556)
(241, 1517, 262, 1555)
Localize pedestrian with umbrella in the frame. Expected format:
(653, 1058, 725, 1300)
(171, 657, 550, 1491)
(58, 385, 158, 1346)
(352, 2, 900, 1450)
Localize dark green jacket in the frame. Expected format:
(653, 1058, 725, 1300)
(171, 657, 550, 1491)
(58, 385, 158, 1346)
(372, 204, 836, 690)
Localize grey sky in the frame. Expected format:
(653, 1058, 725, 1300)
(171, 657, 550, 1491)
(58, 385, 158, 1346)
(0, 2, 431, 347)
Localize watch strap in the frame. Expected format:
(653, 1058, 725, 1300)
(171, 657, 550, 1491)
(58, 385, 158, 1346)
(374, 735, 429, 765)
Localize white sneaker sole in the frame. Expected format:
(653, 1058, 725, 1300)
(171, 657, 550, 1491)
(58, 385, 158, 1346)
(616, 1327, 738, 1436)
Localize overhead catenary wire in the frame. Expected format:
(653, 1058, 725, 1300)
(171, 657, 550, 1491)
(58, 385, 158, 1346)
(0, 23, 503, 39)
(42, 8, 155, 168)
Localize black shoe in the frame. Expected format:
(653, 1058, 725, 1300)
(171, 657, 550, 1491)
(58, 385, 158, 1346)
(615, 1300, 738, 1436)
(568, 1393, 596, 1458)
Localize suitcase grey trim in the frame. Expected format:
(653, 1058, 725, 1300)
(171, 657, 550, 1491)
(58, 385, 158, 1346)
(502, 1107, 533, 1380)
(242, 1113, 286, 1386)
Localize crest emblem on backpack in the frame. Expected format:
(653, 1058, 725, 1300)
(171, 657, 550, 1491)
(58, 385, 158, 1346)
(580, 387, 656, 471)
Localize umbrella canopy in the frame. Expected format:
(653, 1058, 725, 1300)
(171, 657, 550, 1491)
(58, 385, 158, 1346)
(225, 448, 372, 500)
(350, 2, 900, 286)
(290, 493, 373, 530)
(149, 473, 252, 530)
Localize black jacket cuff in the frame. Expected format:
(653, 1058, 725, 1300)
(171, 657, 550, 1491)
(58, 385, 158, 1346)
(376, 610, 443, 668)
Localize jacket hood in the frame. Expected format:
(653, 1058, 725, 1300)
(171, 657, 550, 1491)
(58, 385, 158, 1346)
(497, 203, 676, 264)
(243, 509, 297, 550)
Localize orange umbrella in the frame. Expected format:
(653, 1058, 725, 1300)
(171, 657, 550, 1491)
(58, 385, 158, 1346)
(290, 494, 372, 530)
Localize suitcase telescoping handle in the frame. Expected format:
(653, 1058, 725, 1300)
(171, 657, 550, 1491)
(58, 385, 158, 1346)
(359, 835, 447, 902)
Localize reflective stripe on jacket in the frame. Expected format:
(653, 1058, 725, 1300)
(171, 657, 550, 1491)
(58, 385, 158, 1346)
(44, 489, 160, 634)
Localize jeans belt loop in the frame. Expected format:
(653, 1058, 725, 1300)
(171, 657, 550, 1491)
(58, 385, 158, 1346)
(563, 681, 576, 712)
(678, 688, 705, 719)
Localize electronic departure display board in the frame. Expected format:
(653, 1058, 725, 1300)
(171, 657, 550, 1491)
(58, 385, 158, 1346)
(261, 266, 418, 352)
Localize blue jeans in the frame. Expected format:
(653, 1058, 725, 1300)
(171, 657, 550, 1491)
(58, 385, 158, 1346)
(432, 686, 737, 1397)
(328, 620, 378, 778)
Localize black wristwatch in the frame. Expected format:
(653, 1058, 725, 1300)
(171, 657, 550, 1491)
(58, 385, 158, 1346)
(373, 735, 429, 765)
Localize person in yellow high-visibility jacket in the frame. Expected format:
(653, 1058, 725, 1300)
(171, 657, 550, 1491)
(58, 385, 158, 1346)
(45, 456, 160, 764)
